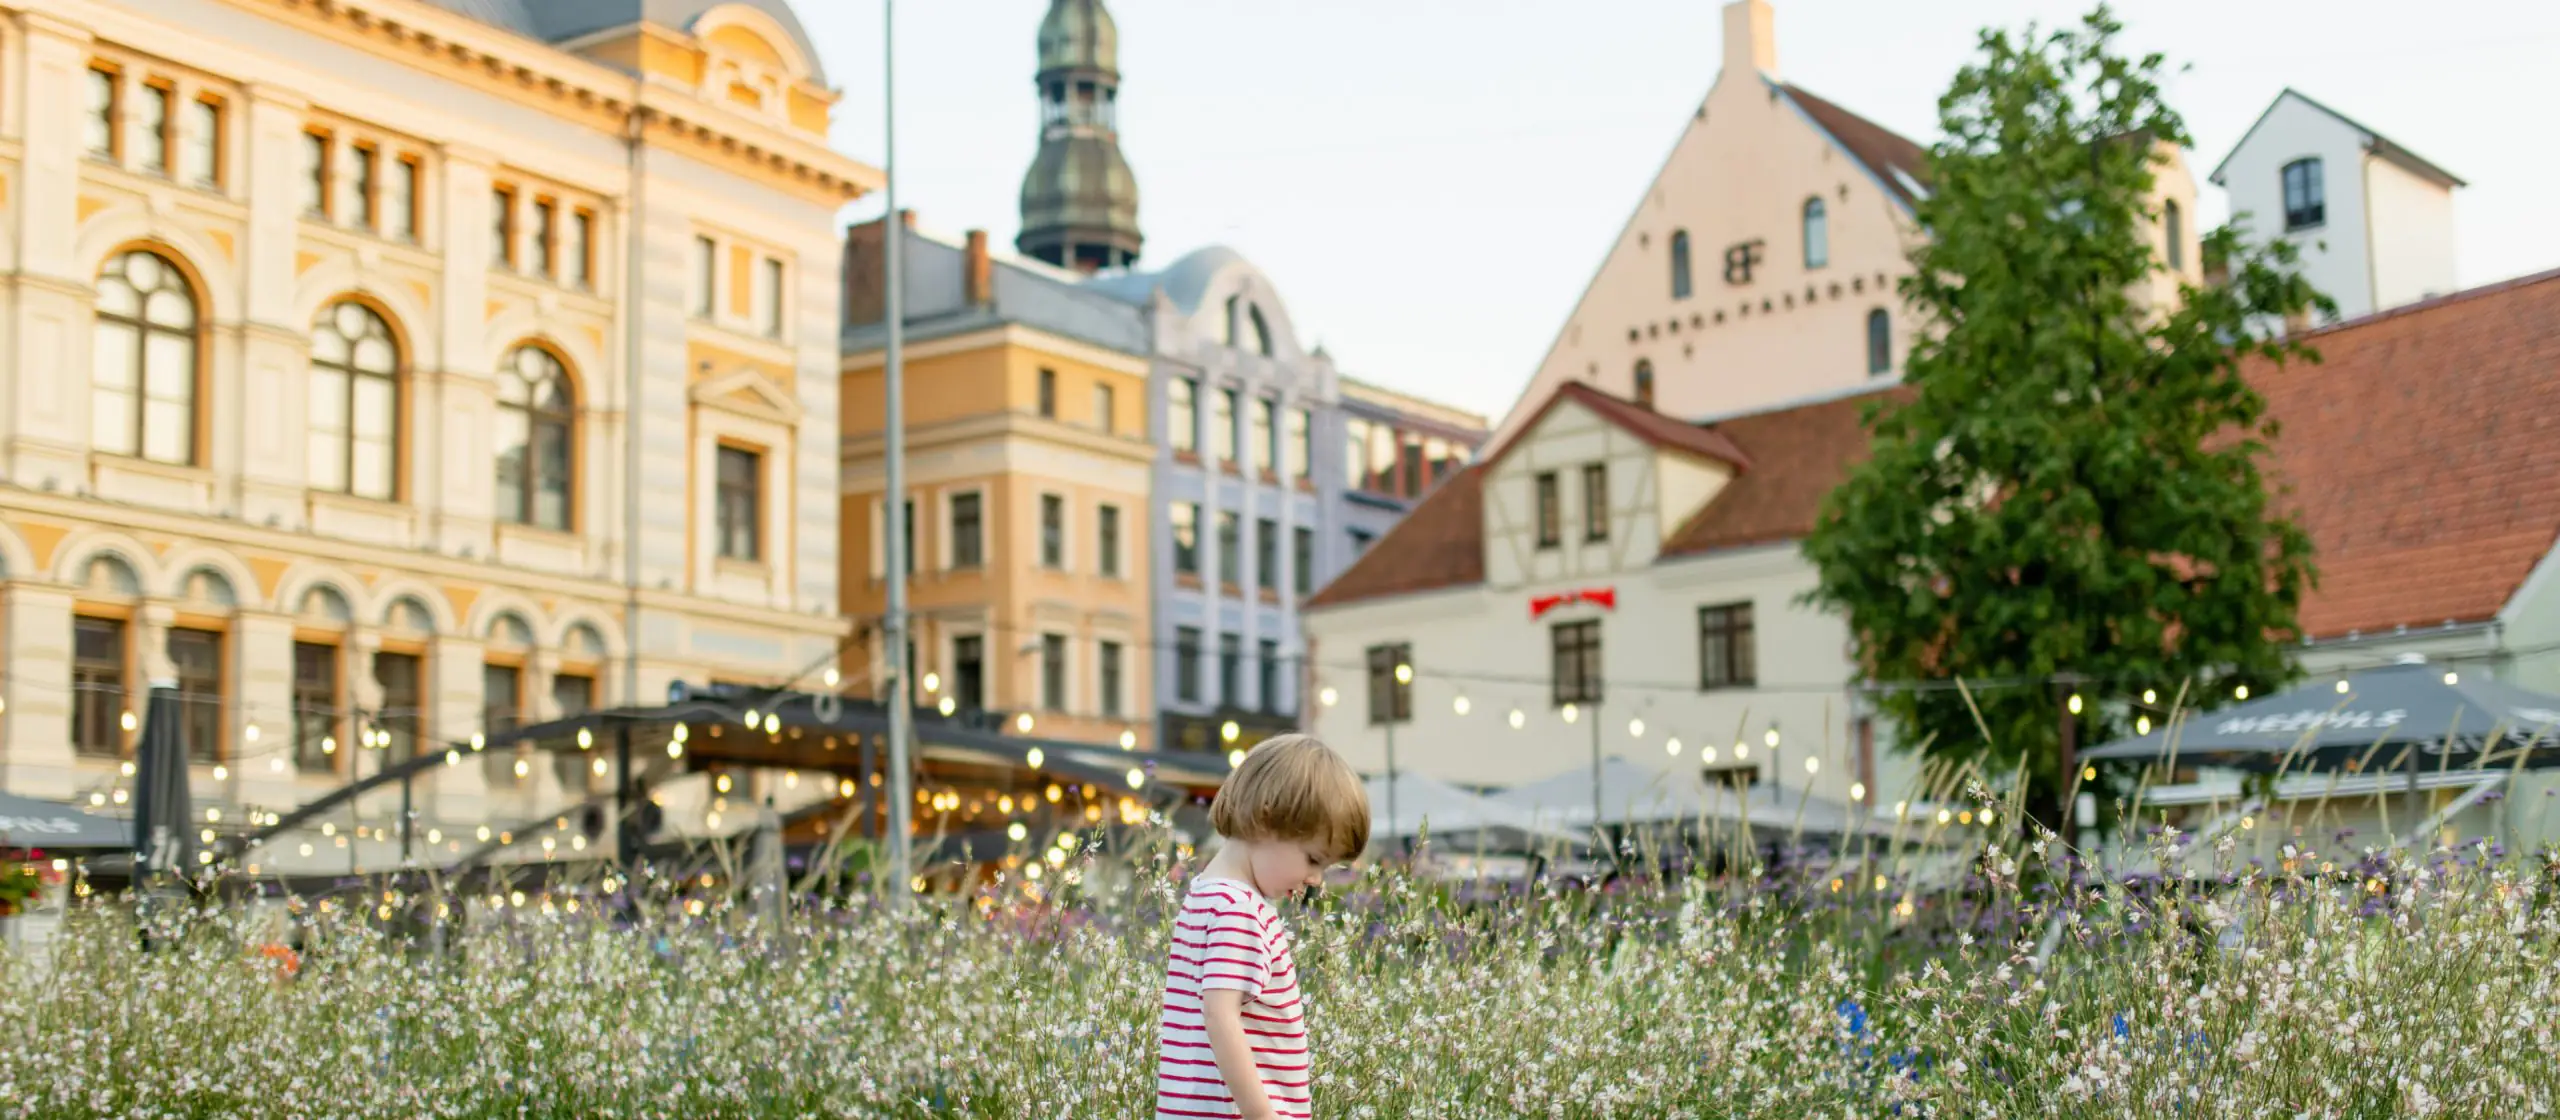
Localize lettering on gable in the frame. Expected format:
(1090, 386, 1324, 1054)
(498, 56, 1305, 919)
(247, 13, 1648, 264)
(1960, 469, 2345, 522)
(1722, 239, 1765, 286)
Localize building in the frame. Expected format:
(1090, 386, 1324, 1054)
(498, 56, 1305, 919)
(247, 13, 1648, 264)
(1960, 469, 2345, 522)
(1336, 378, 1489, 563)
(840, 217, 1157, 750)
(1, 0, 874, 871)
(1488, 0, 2202, 446)
(1309, 268, 2560, 849)
(2210, 88, 2463, 326)
(1016, 0, 1141, 273)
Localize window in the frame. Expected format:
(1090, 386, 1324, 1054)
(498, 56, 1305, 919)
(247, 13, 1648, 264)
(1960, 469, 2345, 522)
(1582, 463, 1609, 542)
(1370, 423, 1400, 494)
(1248, 305, 1274, 357)
(692, 235, 718, 317)
(85, 67, 119, 159)
(1258, 639, 1281, 714)
(953, 634, 986, 709)
(570, 210, 594, 288)
(716, 445, 762, 561)
(138, 83, 172, 174)
(386, 157, 420, 242)
(1400, 438, 1425, 497)
(1287, 408, 1310, 481)
(1344, 418, 1372, 491)
(1552, 620, 1602, 707)
(1670, 229, 1693, 299)
(1803, 198, 1829, 270)
(552, 672, 595, 719)
(1171, 502, 1200, 576)
(181, 96, 221, 188)
(1218, 633, 1241, 706)
(491, 185, 516, 268)
(376, 652, 423, 757)
(1425, 437, 1452, 486)
(898, 499, 916, 576)
(1365, 643, 1411, 725)
(482, 663, 522, 736)
(1633, 360, 1656, 410)
(1098, 640, 1125, 718)
(1293, 526, 1313, 595)
(1093, 382, 1115, 433)
(1175, 627, 1203, 704)
(301, 130, 331, 218)
(1040, 633, 1067, 711)
(292, 640, 341, 772)
(169, 627, 223, 764)
(92, 250, 200, 465)
(1699, 603, 1757, 689)
(950, 492, 984, 569)
(494, 344, 574, 531)
(351, 144, 378, 231)
(1169, 377, 1197, 454)
(531, 199, 557, 278)
(1223, 295, 1240, 347)
(1040, 493, 1066, 568)
(758, 257, 784, 337)
(1097, 503, 1122, 577)
(1866, 309, 1891, 377)
(2164, 199, 2184, 271)
(1252, 397, 1276, 475)
(1213, 389, 1237, 466)
(1349, 528, 1374, 556)
(72, 618, 128, 758)
(309, 300, 401, 501)
(1255, 517, 1278, 591)
(1216, 511, 1240, 586)
(1534, 471, 1561, 548)
(2281, 158, 2325, 230)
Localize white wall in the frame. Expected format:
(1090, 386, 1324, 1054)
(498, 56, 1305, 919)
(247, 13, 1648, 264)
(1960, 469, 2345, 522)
(2218, 93, 2373, 321)
(2364, 156, 2459, 311)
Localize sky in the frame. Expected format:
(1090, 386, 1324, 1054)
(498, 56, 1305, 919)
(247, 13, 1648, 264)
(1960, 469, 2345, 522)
(795, 1, 2560, 421)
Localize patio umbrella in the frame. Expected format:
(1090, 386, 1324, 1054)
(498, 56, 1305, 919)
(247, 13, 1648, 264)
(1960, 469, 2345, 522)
(129, 681, 195, 878)
(1363, 771, 1585, 852)
(2082, 658, 2560, 772)
(0, 790, 129, 849)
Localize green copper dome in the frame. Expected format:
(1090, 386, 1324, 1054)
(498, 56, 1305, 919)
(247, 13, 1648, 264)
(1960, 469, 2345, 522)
(1036, 0, 1117, 77)
(1018, 0, 1140, 272)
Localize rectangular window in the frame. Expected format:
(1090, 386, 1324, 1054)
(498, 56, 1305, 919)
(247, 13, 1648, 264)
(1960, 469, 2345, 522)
(1169, 377, 1197, 454)
(1214, 389, 1237, 466)
(532, 198, 558, 278)
(1037, 368, 1057, 418)
(491, 185, 516, 268)
(1698, 602, 1757, 689)
(900, 498, 916, 576)
(552, 672, 595, 718)
(1093, 382, 1115, 433)
(1583, 463, 1609, 541)
(1040, 493, 1066, 569)
(482, 663, 522, 736)
(1535, 471, 1561, 548)
(1098, 640, 1125, 718)
(302, 130, 333, 218)
(1217, 511, 1240, 586)
(716, 445, 762, 562)
(1552, 620, 1603, 707)
(1366, 643, 1412, 725)
(86, 66, 120, 159)
(387, 156, 420, 242)
(1098, 503, 1122, 577)
(758, 256, 785, 337)
(1344, 417, 1371, 490)
(181, 96, 222, 189)
(1175, 626, 1203, 704)
(1350, 528, 1374, 556)
(1040, 633, 1067, 712)
(1369, 423, 1400, 494)
(351, 143, 379, 231)
(1401, 436, 1425, 496)
(293, 640, 341, 772)
(2282, 158, 2325, 231)
(138, 82, 172, 174)
(570, 209, 595, 288)
(1171, 502, 1200, 576)
(1287, 408, 1310, 481)
(692, 234, 717, 317)
(1426, 437, 1453, 486)
(1258, 639, 1281, 714)
(953, 634, 986, 709)
(375, 651, 423, 757)
(72, 617, 128, 758)
(1251, 397, 1276, 475)
(170, 627, 224, 764)
(949, 491, 983, 569)
(1256, 517, 1278, 591)
(1293, 526, 1314, 595)
(1218, 633, 1241, 707)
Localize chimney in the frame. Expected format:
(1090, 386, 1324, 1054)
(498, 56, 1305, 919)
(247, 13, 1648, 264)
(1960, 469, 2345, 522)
(1722, 0, 1776, 79)
(963, 229, 993, 307)
(841, 217, 887, 328)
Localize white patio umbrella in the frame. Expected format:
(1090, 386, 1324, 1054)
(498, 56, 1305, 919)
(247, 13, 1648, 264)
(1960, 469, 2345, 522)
(1364, 771, 1584, 853)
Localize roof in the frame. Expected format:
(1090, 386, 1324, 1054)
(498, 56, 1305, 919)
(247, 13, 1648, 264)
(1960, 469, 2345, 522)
(2208, 88, 2464, 189)
(1305, 466, 1484, 610)
(1082, 245, 1252, 316)
(1341, 377, 1490, 435)
(1779, 83, 1931, 209)
(1661, 386, 1908, 556)
(418, 0, 828, 84)
(1481, 381, 1752, 476)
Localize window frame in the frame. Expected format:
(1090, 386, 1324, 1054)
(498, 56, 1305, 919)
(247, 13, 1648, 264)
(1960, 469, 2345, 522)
(1669, 228, 1693, 300)
(1551, 620, 1603, 708)
(302, 128, 335, 220)
(1039, 632, 1068, 712)
(389, 155, 422, 242)
(374, 649, 426, 759)
(1803, 197, 1830, 270)
(951, 632, 987, 710)
(530, 196, 559, 279)
(85, 64, 122, 161)
(350, 141, 381, 232)
(491, 184, 518, 269)
(168, 626, 226, 765)
(1582, 463, 1609, 542)
(758, 256, 785, 337)
(1534, 471, 1561, 549)
(1257, 638, 1281, 715)
(494, 342, 576, 532)
(308, 299, 404, 502)
(1866, 308, 1892, 377)
(1092, 380, 1114, 433)
(570, 208, 596, 289)
(1633, 359, 1656, 410)
(1217, 632, 1241, 707)
(1255, 516, 1278, 592)
(1038, 491, 1067, 570)
(2163, 199, 2184, 271)
(1215, 510, 1240, 588)
(948, 490, 984, 570)
(1168, 377, 1198, 455)
(1213, 388, 1238, 466)
(292, 638, 344, 774)
(1171, 501, 1200, 577)
(1098, 639, 1125, 719)
(92, 249, 203, 467)
(71, 615, 130, 759)
(1036, 367, 1057, 418)
(2281, 157, 2325, 231)
(1097, 502, 1122, 578)
(691, 234, 719, 318)
(137, 79, 174, 176)
(1175, 626, 1203, 704)
(714, 443, 763, 562)
(1251, 396, 1276, 476)
(183, 93, 225, 190)
(1287, 407, 1311, 481)
(1292, 526, 1313, 596)
(1365, 643, 1412, 726)
(1697, 602, 1758, 690)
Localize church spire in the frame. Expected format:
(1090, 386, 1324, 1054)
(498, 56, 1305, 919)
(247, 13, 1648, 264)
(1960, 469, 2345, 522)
(1017, 0, 1142, 272)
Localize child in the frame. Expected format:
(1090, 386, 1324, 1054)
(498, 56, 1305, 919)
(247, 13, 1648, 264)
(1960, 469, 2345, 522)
(1157, 734, 1369, 1120)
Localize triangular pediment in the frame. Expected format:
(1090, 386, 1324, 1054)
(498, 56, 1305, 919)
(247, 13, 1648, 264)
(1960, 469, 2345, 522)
(690, 367, 803, 424)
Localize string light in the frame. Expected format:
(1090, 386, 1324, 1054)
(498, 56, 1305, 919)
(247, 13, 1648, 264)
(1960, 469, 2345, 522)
(1044, 784, 1062, 803)
(211, 765, 228, 782)
(1734, 741, 1749, 761)
(1628, 717, 1645, 739)
(763, 714, 780, 734)
(244, 722, 261, 743)
(1979, 808, 1995, 826)
(938, 696, 957, 716)
(1507, 708, 1525, 730)
(592, 757, 608, 776)
(1451, 695, 1470, 716)
(2135, 715, 2152, 735)
(1664, 737, 1681, 757)
(206, 808, 221, 823)
(1848, 781, 1866, 802)
(1957, 810, 1973, 826)
(2234, 684, 2250, 700)
(1220, 721, 1240, 743)
(2082, 764, 2097, 781)
(839, 778, 856, 798)
(2241, 815, 2256, 831)
(120, 761, 136, 777)
(1126, 768, 1145, 790)
(2142, 689, 2158, 705)
(322, 822, 337, 837)
(1701, 745, 1718, 764)
(1561, 703, 1578, 724)
(784, 770, 800, 789)
(922, 671, 941, 693)
(672, 724, 689, 743)
(1228, 748, 1246, 769)
(715, 773, 733, 794)
(120, 711, 138, 732)
(1894, 800, 1909, 819)
(668, 740, 685, 759)
(2066, 694, 2083, 715)
(1318, 686, 1339, 708)
(1026, 747, 1045, 770)
(1119, 729, 1137, 750)
(471, 732, 487, 751)
(2444, 671, 2460, 685)
(745, 708, 761, 727)
(1016, 713, 1035, 733)
(512, 758, 529, 778)
(576, 728, 593, 749)
(447, 750, 462, 767)
(475, 825, 491, 842)
(89, 793, 105, 807)
(1804, 756, 1820, 775)
(1007, 822, 1028, 842)
(1393, 663, 1413, 685)
(2336, 679, 2352, 694)
(824, 666, 842, 688)
(1764, 727, 1780, 748)
(112, 789, 128, 805)
(427, 828, 442, 844)
(270, 756, 286, 774)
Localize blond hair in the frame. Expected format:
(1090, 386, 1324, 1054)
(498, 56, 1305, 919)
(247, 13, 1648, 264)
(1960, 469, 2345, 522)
(1207, 733, 1370, 860)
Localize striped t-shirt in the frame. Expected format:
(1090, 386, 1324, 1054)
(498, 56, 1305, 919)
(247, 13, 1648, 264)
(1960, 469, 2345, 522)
(1158, 877, 1310, 1119)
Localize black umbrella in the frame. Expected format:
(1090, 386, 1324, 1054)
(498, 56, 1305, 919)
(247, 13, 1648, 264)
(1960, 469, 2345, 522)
(2084, 658, 2560, 772)
(0, 790, 129, 849)
(129, 682, 195, 878)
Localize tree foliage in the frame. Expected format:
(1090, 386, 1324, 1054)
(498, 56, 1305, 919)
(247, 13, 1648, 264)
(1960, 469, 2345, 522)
(1801, 7, 2331, 832)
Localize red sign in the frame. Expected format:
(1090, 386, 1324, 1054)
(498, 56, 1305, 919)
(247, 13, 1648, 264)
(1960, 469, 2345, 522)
(1530, 587, 1616, 620)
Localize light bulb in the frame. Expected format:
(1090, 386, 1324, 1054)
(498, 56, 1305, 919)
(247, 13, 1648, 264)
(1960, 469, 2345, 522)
(512, 757, 531, 778)
(211, 765, 228, 782)
(322, 736, 337, 755)
(2241, 815, 2256, 831)
(1561, 703, 1578, 724)
(299, 843, 313, 857)
(1027, 747, 1045, 769)
(938, 696, 957, 716)
(1119, 729, 1137, 750)
(1849, 782, 1866, 802)
(120, 711, 138, 732)
(706, 811, 723, 830)
(763, 714, 779, 734)
(470, 732, 486, 751)
(1735, 742, 1749, 761)
(1894, 800, 1909, 819)
(1664, 738, 1681, 757)
(89, 793, 105, 807)
(244, 722, 261, 743)
(1507, 709, 1525, 730)
(839, 778, 856, 798)
(2066, 694, 2083, 715)
(784, 770, 800, 789)
(2136, 715, 2151, 735)
(715, 773, 733, 794)
(2234, 684, 2250, 700)
(270, 757, 286, 773)
(1318, 686, 1339, 708)
(1979, 809, 1995, 826)
(120, 761, 136, 777)
(2444, 672, 2459, 685)
(113, 789, 128, 804)
(1764, 728, 1780, 748)
(921, 671, 941, 693)
(322, 822, 336, 837)
(745, 708, 761, 727)
(1936, 809, 1953, 825)
(2082, 764, 2097, 782)
(1221, 720, 1240, 743)
(476, 826, 491, 842)
(1628, 717, 1645, 738)
(2141, 689, 2158, 705)
(1016, 712, 1035, 733)
(1007, 822, 1028, 842)
(824, 666, 842, 688)
(206, 807, 221, 822)
(1452, 696, 1471, 716)
(2336, 679, 2351, 694)
(672, 724, 689, 743)
(668, 741, 685, 759)
(447, 750, 461, 767)
(592, 757, 608, 776)
(1394, 663, 1413, 685)
(1804, 756, 1820, 775)
(576, 728, 593, 749)
(1702, 745, 1718, 764)
(428, 828, 443, 844)
(1126, 768, 1145, 790)
(1228, 748, 1246, 769)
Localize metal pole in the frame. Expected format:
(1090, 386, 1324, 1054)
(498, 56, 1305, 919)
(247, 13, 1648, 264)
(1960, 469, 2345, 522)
(400, 771, 414, 862)
(615, 722, 634, 868)
(881, 0, 914, 907)
(1384, 718, 1397, 847)
(1590, 700, 1603, 855)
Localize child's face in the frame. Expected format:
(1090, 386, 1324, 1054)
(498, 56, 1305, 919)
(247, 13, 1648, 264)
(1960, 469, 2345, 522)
(1244, 835, 1338, 900)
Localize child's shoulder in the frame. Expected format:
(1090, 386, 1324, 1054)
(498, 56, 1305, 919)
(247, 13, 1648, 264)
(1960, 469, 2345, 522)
(1182, 876, 1269, 913)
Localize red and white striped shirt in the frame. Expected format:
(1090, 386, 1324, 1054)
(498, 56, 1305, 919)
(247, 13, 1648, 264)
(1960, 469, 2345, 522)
(1158, 877, 1310, 1119)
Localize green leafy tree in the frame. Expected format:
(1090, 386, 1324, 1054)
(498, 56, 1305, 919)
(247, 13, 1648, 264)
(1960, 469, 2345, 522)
(1802, 7, 2330, 839)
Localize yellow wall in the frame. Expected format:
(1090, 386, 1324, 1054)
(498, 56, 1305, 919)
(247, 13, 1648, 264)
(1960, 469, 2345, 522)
(843, 335, 1151, 438)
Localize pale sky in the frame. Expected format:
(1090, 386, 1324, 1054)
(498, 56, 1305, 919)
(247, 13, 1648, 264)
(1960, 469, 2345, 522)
(797, 1, 2560, 420)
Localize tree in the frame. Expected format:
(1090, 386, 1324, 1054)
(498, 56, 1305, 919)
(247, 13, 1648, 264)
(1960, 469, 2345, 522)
(1801, 8, 2329, 842)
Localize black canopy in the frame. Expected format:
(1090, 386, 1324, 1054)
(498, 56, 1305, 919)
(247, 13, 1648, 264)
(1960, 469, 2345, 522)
(130, 684, 196, 877)
(2084, 659, 2560, 772)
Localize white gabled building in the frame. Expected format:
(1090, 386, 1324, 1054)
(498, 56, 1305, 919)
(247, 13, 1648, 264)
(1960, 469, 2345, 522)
(2211, 88, 2464, 325)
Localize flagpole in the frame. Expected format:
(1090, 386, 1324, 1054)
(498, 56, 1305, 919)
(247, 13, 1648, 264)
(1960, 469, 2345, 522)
(881, 0, 914, 908)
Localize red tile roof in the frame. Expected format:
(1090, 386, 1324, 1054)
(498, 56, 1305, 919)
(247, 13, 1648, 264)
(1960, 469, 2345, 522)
(1304, 466, 1485, 610)
(1661, 387, 1909, 556)
(1480, 381, 1751, 474)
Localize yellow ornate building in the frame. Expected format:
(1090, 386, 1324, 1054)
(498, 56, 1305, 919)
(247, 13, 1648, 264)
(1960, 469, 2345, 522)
(0, 0, 874, 871)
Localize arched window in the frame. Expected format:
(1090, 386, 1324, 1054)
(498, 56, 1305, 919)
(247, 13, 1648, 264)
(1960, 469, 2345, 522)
(298, 584, 354, 624)
(1248, 304, 1274, 357)
(1633, 359, 1656, 410)
(310, 300, 401, 500)
(1866, 309, 1891, 377)
(487, 611, 536, 650)
(180, 566, 238, 608)
(1669, 230, 1693, 300)
(1803, 198, 1829, 270)
(495, 344, 574, 531)
(83, 553, 143, 596)
(93, 249, 200, 465)
(2163, 199, 2185, 271)
(384, 595, 437, 635)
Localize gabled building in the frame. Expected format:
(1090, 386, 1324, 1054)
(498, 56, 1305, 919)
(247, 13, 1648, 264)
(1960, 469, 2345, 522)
(2211, 88, 2463, 325)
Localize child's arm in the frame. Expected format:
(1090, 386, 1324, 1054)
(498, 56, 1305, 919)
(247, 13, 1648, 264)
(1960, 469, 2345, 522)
(1200, 989, 1278, 1120)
